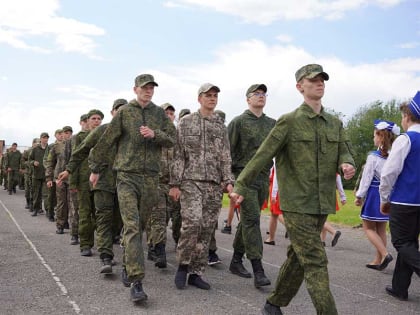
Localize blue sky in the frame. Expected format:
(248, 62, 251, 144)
(1, 0, 419, 147)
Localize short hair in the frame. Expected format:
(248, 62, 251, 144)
(400, 102, 420, 123)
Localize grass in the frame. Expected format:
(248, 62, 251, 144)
(223, 189, 362, 228)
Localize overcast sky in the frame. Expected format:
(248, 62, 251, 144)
(1, 0, 419, 146)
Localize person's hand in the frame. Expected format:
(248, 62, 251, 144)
(380, 202, 391, 215)
(354, 197, 363, 207)
(89, 173, 99, 188)
(225, 184, 233, 195)
(47, 180, 53, 188)
(169, 187, 181, 201)
(139, 126, 155, 138)
(34, 161, 39, 167)
(57, 170, 69, 182)
(229, 192, 244, 205)
(341, 199, 347, 206)
(341, 163, 355, 180)
(7, 167, 12, 172)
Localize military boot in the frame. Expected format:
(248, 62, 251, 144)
(251, 259, 271, 288)
(31, 209, 38, 216)
(25, 198, 30, 209)
(154, 243, 167, 268)
(100, 257, 113, 274)
(147, 244, 157, 261)
(229, 252, 252, 278)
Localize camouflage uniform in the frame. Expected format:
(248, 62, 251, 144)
(45, 140, 69, 228)
(67, 130, 94, 251)
(44, 141, 57, 220)
(229, 110, 276, 260)
(4, 149, 22, 193)
(234, 103, 355, 314)
(170, 111, 234, 275)
(2, 152, 8, 189)
(21, 148, 34, 208)
(29, 144, 47, 214)
(89, 99, 176, 281)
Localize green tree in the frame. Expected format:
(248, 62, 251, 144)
(345, 99, 402, 188)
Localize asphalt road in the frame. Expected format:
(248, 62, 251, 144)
(0, 188, 419, 315)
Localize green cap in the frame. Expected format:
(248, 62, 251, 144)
(55, 129, 63, 135)
(112, 98, 128, 110)
(62, 126, 73, 133)
(198, 83, 220, 96)
(135, 74, 158, 87)
(32, 138, 39, 144)
(87, 109, 104, 119)
(161, 103, 175, 111)
(246, 84, 267, 97)
(40, 132, 49, 138)
(80, 114, 89, 122)
(179, 108, 191, 119)
(214, 110, 226, 122)
(295, 64, 329, 82)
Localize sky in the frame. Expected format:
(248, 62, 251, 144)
(1, 0, 419, 147)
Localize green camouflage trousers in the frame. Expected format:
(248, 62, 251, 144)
(77, 190, 95, 250)
(55, 182, 69, 229)
(69, 190, 79, 237)
(267, 211, 338, 315)
(232, 179, 268, 260)
(94, 190, 116, 259)
(167, 195, 181, 244)
(177, 180, 222, 275)
(147, 183, 171, 246)
(7, 170, 20, 191)
(45, 182, 57, 218)
(24, 173, 32, 200)
(117, 172, 158, 281)
(32, 178, 46, 211)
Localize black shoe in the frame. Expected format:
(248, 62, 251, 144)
(70, 236, 79, 245)
(230, 256, 252, 278)
(378, 254, 393, 271)
(208, 250, 221, 266)
(261, 301, 283, 315)
(147, 245, 157, 261)
(130, 280, 148, 303)
(366, 264, 380, 270)
(56, 228, 64, 234)
(121, 266, 131, 287)
(80, 248, 92, 257)
(385, 285, 408, 301)
(38, 209, 44, 215)
(63, 222, 69, 229)
(49, 216, 55, 222)
(8, 191, 12, 195)
(25, 204, 30, 209)
(100, 258, 113, 274)
(12, 188, 16, 193)
(188, 274, 210, 290)
(154, 243, 167, 269)
(284, 231, 289, 239)
(31, 210, 38, 216)
(175, 265, 188, 289)
(221, 225, 232, 234)
(331, 230, 341, 247)
(264, 240, 275, 245)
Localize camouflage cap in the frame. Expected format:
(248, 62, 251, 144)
(295, 64, 329, 82)
(62, 126, 73, 133)
(214, 110, 226, 122)
(55, 129, 63, 135)
(87, 109, 104, 119)
(246, 84, 267, 97)
(135, 74, 158, 87)
(198, 83, 220, 96)
(40, 132, 49, 138)
(161, 103, 175, 111)
(32, 138, 40, 144)
(179, 108, 191, 119)
(80, 114, 89, 122)
(112, 98, 128, 111)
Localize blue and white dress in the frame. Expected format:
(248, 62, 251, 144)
(356, 150, 389, 222)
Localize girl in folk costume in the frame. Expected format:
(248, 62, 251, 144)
(264, 164, 286, 245)
(355, 119, 400, 270)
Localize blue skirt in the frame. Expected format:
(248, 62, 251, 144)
(360, 179, 389, 222)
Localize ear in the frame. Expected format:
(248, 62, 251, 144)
(296, 82, 304, 93)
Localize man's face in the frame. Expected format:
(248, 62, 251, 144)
(297, 74, 325, 100)
(198, 89, 218, 111)
(56, 132, 64, 142)
(40, 136, 49, 145)
(247, 89, 267, 109)
(11, 144, 17, 151)
(88, 114, 102, 130)
(165, 109, 176, 122)
(134, 83, 155, 104)
(63, 131, 72, 140)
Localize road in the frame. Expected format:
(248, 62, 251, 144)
(0, 188, 419, 314)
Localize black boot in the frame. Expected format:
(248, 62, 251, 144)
(25, 198, 30, 209)
(100, 256, 113, 274)
(175, 264, 188, 289)
(154, 243, 167, 268)
(8, 190, 12, 195)
(229, 252, 252, 278)
(147, 244, 157, 261)
(130, 280, 148, 302)
(31, 209, 38, 216)
(251, 259, 271, 288)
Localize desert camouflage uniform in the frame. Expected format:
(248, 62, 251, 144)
(170, 111, 234, 275)
(89, 99, 176, 281)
